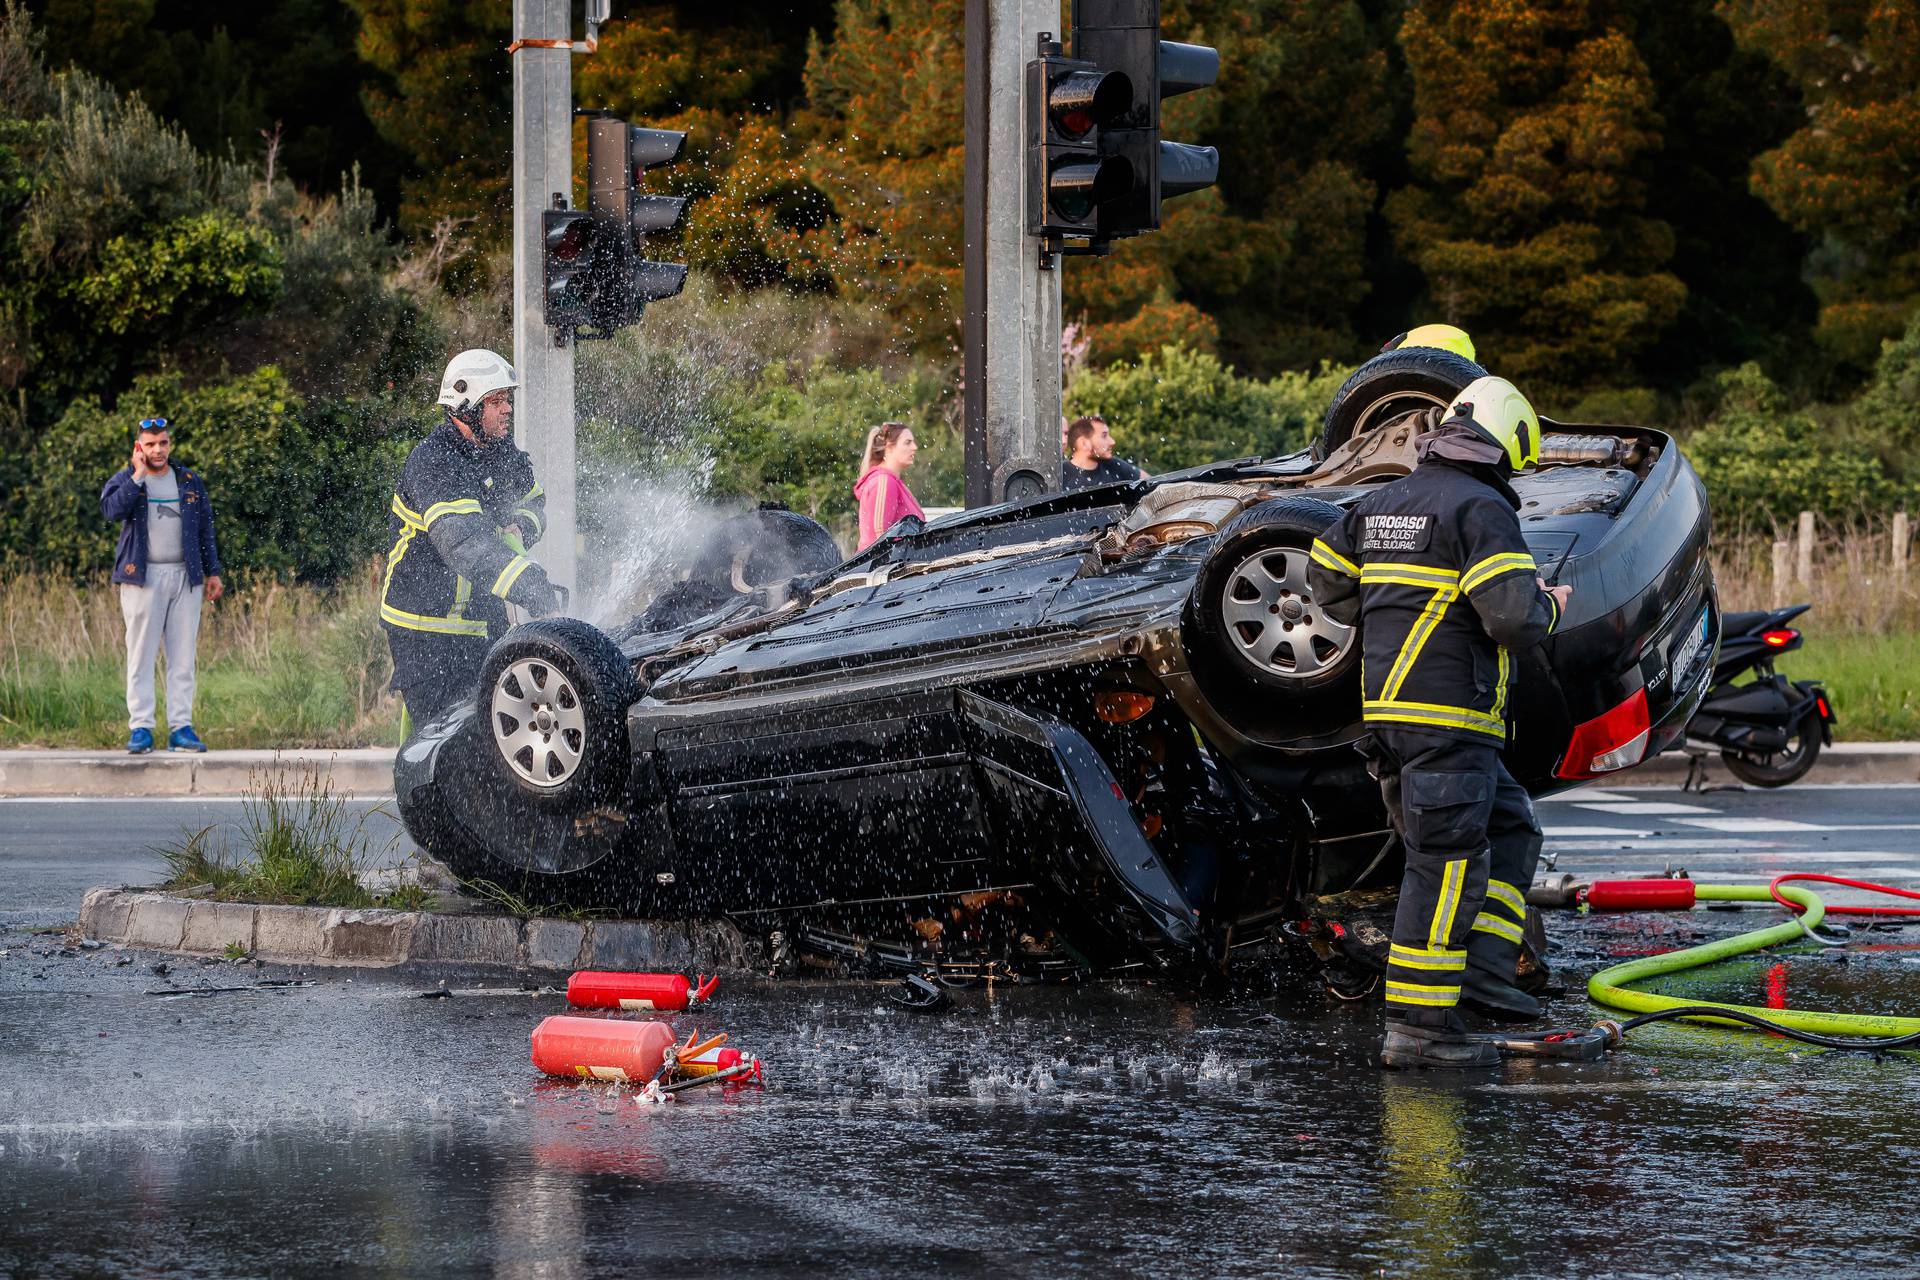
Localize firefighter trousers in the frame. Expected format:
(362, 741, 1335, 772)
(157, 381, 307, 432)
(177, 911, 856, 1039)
(1366, 727, 1543, 1023)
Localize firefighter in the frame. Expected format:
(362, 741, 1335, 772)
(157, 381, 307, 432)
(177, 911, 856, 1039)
(1306, 376, 1572, 1069)
(381, 349, 561, 726)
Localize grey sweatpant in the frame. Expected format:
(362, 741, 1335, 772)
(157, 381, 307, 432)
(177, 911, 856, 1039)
(120, 563, 203, 730)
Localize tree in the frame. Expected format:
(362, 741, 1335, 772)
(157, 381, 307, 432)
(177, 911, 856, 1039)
(346, 0, 511, 241)
(1717, 0, 1920, 377)
(1387, 0, 1686, 394)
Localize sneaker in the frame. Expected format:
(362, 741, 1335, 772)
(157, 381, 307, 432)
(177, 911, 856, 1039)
(1380, 1018, 1501, 1070)
(167, 725, 207, 753)
(127, 727, 154, 755)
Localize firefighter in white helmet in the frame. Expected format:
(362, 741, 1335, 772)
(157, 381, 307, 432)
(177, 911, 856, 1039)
(380, 349, 561, 726)
(1307, 376, 1573, 1068)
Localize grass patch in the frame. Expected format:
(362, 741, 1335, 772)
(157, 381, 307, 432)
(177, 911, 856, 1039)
(156, 764, 422, 909)
(458, 877, 610, 921)
(1779, 632, 1920, 741)
(0, 570, 402, 748)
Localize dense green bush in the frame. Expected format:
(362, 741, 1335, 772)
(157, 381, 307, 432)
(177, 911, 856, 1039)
(23, 367, 411, 583)
(1685, 364, 1904, 526)
(1066, 344, 1352, 472)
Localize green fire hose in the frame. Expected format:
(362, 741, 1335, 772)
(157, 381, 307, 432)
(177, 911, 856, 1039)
(1587, 883, 1920, 1040)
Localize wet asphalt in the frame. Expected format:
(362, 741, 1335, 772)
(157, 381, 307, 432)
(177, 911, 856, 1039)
(3, 784, 1919, 1278)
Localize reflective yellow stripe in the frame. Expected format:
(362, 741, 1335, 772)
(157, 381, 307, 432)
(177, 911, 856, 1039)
(1380, 584, 1460, 699)
(1429, 858, 1468, 950)
(490, 555, 533, 598)
(1461, 551, 1536, 594)
(1545, 591, 1560, 634)
(1385, 982, 1461, 1007)
(1309, 539, 1359, 577)
(1471, 913, 1525, 945)
(379, 603, 488, 636)
(1492, 646, 1511, 721)
(1388, 944, 1467, 971)
(453, 574, 472, 616)
(422, 498, 484, 526)
(390, 494, 484, 530)
(1364, 700, 1507, 737)
(1486, 878, 1527, 917)
(391, 495, 427, 530)
(514, 483, 545, 536)
(381, 524, 417, 618)
(1362, 561, 1459, 585)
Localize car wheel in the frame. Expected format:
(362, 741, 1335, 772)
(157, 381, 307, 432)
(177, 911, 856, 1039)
(1316, 347, 1486, 458)
(1186, 497, 1360, 696)
(1721, 713, 1822, 787)
(478, 617, 637, 811)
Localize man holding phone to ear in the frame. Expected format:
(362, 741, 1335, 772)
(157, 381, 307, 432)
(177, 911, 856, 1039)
(100, 416, 224, 754)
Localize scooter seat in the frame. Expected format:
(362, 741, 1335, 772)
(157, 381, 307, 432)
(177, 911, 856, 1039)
(1721, 609, 1771, 636)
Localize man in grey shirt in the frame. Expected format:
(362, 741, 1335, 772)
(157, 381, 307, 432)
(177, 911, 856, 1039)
(99, 418, 224, 753)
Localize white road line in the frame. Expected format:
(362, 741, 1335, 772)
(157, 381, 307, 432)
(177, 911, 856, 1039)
(1542, 826, 1654, 838)
(0, 795, 393, 804)
(1807, 824, 1920, 832)
(1575, 801, 1720, 815)
(1674, 817, 1826, 833)
(1546, 839, 1779, 851)
(1537, 788, 1639, 803)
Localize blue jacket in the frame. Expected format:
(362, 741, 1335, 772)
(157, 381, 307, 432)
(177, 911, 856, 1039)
(100, 465, 224, 587)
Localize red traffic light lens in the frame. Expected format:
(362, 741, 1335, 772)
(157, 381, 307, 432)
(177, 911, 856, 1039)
(1060, 108, 1095, 136)
(1762, 629, 1798, 647)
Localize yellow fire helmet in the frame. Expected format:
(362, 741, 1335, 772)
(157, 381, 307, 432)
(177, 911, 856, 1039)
(1448, 375, 1539, 471)
(1383, 323, 1476, 363)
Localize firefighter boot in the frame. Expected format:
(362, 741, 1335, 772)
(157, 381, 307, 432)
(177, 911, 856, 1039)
(1380, 1008, 1500, 1070)
(1461, 932, 1542, 1022)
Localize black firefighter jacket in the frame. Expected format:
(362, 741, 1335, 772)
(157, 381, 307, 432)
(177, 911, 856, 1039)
(380, 420, 554, 643)
(1306, 458, 1561, 745)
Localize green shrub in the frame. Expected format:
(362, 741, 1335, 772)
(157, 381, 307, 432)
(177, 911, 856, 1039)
(22, 366, 411, 583)
(1066, 344, 1352, 472)
(1685, 364, 1903, 526)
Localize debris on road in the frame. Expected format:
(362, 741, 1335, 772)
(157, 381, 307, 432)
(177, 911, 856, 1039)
(564, 970, 718, 1011)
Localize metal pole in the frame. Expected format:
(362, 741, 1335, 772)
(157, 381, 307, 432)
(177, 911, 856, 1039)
(962, 0, 1064, 508)
(511, 0, 578, 592)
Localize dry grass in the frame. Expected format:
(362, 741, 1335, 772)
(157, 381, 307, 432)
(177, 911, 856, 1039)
(1709, 516, 1919, 633)
(0, 568, 401, 748)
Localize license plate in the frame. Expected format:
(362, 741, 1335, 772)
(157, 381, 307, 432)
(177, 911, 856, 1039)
(1670, 608, 1710, 681)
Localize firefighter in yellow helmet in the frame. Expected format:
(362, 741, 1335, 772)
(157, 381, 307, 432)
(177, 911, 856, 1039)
(1306, 376, 1572, 1068)
(1382, 324, 1477, 364)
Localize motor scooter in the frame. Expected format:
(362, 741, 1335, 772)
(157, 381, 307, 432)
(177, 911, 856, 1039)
(1680, 604, 1835, 787)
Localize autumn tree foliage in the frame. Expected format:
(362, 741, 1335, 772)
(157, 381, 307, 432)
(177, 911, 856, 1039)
(1718, 0, 1920, 373)
(1387, 0, 1686, 393)
(1064, 0, 1394, 372)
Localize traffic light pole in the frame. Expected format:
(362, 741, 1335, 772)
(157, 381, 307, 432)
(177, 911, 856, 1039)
(510, 0, 578, 592)
(963, 0, 1064, 508)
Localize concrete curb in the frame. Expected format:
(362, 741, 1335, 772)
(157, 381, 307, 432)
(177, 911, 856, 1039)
(1618, 742, 1920, 787)
(0, 749, 395, 797)
(76, 887, 748, 974)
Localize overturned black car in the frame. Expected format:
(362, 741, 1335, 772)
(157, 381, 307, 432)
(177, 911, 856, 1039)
(397, 349, 1718, 985)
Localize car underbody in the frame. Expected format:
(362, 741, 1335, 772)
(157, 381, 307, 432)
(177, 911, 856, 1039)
(399, 358, 1718, 993)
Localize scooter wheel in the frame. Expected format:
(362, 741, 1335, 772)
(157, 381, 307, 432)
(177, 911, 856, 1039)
(1722, 713, 1822, 787)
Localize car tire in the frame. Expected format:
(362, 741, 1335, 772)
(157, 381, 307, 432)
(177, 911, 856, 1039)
(477, 617, 637, 812)
(1186, 496, 1360, 697)
(1316, 347, 1486, 458)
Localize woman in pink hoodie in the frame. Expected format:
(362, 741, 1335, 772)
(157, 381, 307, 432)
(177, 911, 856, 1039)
(854, 421, 925, 549)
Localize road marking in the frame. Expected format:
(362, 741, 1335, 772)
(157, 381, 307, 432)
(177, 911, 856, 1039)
(1575, 801, 1719, 815)
(1543, 826, 1654, 838)
(1546, 839, 1766, 851)
(1537, 788, 1639, 803)
(1675, 817, 1825, 833)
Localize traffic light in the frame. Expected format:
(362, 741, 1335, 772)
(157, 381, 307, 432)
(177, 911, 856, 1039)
(1026, 43, 1135, 240)
(542, 208, 600, 333)
(1072, 0, 1219, 241)
(583, 117, 692, 334)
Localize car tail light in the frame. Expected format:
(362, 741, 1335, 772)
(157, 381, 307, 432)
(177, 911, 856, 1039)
(1555, 687, 1651, 780)
(1093, 690, 1155, 723)
(1762, 629, 1799, 647)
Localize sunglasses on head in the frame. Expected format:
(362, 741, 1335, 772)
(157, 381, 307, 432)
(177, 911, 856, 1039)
(137, 417, 170, 432)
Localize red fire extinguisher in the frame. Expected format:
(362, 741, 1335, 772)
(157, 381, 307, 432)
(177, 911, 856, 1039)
(566, 971, 719, 1012)
(530, 1015, 676, 1082)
